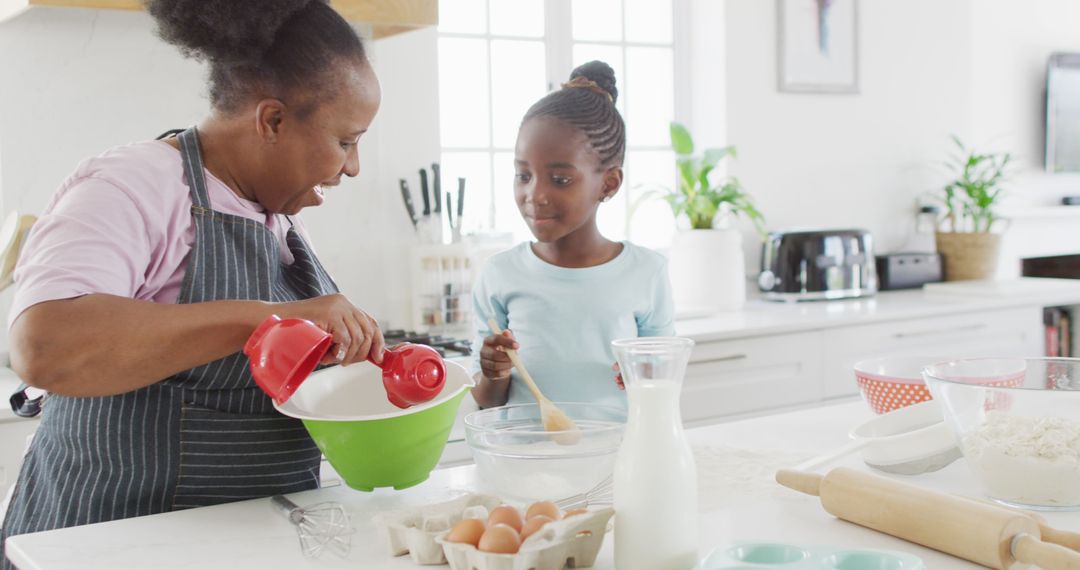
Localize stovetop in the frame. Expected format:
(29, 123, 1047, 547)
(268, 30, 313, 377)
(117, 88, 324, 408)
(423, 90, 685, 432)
(383, 329, 472, 357)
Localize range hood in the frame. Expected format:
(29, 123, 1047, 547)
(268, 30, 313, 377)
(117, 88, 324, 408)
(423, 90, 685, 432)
(0, 0, 437, 38)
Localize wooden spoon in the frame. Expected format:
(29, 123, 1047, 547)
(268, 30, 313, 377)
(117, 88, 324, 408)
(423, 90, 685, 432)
(487, 319, 581, 445)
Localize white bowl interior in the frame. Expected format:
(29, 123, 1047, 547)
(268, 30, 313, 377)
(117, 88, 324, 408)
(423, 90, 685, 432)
(275, 360, 472, 421)
(850, 400, 952, 464)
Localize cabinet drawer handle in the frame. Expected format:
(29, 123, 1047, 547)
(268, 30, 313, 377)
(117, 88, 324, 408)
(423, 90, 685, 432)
(893, 323, 987, 339)
(692, 353, 748, 364)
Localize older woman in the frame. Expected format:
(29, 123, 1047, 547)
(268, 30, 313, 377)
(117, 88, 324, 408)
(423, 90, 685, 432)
(2, 0, 383, 562)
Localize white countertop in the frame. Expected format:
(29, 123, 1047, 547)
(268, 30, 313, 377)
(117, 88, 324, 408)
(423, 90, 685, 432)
(9, 399, 1078, 570)
(676, 277, 1080, 342)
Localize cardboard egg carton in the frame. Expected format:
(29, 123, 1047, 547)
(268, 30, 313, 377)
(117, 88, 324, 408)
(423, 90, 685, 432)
(373, 493, 503, 565)
(435, 507, 615, 570)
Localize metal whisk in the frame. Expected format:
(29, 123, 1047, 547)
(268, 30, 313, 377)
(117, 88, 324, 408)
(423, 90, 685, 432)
(556, 475, 614, 511)
(271, 495, 354, 559)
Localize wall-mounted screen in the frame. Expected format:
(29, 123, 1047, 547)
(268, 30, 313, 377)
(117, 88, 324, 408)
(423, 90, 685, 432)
(1046, 52, 1080, 173)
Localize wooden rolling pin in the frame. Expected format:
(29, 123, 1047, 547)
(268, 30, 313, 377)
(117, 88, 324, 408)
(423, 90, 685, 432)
(776, 467, 1080, 570)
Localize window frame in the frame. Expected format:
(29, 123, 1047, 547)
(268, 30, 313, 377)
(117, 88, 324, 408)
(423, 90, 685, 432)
(437, 0, 691, 241)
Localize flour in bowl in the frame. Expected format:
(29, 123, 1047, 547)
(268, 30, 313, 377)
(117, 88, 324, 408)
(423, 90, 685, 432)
(963, 411, 1080, 507)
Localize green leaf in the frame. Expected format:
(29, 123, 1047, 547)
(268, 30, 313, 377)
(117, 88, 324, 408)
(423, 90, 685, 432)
(702, 146, 735, 170)
(676, 158, 697, 195)
(670, 122, 694, 155)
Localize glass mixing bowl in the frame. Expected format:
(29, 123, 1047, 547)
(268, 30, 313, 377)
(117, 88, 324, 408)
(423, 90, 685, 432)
(923, 357, 1080, 510)
(464, 403, 626, 504)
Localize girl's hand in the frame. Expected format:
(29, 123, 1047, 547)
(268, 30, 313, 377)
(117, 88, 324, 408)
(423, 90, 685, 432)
(613, 362, 624, 390)
(275, 293, 386, 366)
(481, 330, 519, 382)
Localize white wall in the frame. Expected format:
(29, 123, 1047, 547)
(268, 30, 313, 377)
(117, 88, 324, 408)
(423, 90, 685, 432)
(966, 0, 1080, 277)
(968, 0, 1080, 206)
(0, 7, 439, 329)
(721, 0, 974, 273)
(720, 0, 1080, 277)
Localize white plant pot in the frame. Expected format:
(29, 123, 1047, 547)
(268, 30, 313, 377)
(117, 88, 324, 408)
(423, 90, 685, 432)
(668, 228, 745, 315)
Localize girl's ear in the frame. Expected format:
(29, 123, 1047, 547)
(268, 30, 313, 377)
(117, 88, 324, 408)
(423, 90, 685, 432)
(600, 166, 624, 202)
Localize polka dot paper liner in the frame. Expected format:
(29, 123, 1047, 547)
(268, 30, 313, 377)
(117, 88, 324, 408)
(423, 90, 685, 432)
(856, 377, 933, 414)
(856, 375, 1025, 415)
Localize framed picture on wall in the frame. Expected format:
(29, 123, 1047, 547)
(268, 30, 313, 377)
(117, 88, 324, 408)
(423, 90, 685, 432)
(778, 0, 859, 93)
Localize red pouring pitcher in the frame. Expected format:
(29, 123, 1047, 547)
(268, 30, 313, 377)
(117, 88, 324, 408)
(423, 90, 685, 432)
(244, 315, 447, 408)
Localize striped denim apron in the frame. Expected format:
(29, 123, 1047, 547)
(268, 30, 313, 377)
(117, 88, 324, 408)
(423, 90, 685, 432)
(1, 127, 338, 567)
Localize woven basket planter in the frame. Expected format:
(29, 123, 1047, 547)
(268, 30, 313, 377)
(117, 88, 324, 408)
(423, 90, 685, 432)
(935, 231, 1003, 281)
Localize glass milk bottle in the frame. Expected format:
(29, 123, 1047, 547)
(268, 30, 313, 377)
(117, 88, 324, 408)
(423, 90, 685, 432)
(612, 337, 698, 570)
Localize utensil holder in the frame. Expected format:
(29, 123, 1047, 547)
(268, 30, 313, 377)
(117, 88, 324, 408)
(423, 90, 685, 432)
(410, 243, 474, 335)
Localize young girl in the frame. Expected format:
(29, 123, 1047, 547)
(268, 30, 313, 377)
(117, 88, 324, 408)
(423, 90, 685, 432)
(471, 61, 675, 410)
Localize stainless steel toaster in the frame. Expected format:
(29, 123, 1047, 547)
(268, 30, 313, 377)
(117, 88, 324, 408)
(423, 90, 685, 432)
(758, 228, 878, 301)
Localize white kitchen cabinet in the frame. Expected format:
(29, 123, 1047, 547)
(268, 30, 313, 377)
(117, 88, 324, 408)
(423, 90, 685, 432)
(819, 306, 1044, 399)
(682, 331, 823, 426)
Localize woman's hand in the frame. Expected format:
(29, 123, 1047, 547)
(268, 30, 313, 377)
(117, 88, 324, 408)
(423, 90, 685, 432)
(613, 362, 624, 390)
(480, 329, 519, 382)
(276, 293, 385, 366)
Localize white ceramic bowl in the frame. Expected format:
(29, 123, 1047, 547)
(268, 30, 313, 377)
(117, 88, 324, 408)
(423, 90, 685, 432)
(848, 399, 958, 474)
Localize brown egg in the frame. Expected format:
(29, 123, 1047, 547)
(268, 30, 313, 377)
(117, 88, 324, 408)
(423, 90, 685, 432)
(487, 505, 524, 532)
(524, 500, 562, 521)
(445, 518, 485, 547)
(478, 523, 521, 554)
(520, 514, 553, 540)
(563, 508, 588, 518)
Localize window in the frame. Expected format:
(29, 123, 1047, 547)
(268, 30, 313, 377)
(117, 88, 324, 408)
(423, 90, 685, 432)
(437, 0, 682, 249)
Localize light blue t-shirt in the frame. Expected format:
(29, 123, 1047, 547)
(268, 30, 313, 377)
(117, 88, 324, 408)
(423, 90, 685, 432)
(471, 241, 675, 410)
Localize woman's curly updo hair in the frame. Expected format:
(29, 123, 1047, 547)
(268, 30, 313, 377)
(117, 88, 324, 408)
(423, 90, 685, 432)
(145, 0, 367, 116)
(521, 60, 626, 169)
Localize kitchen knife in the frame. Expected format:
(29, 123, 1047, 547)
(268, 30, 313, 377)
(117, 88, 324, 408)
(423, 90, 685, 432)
(398, 179, 419, 230)
(446, 191, 454, 230)
(432, 163, 442, 215)
(456, 177, 466, 230)
(419, 169, 431, 217)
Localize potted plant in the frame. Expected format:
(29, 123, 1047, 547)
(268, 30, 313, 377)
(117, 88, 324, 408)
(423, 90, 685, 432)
(935, 136, 1011, 281)
(648, 122, 765, 313)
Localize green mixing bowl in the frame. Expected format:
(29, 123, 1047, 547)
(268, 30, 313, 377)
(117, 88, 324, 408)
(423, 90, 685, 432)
(275, 360, 473, 491)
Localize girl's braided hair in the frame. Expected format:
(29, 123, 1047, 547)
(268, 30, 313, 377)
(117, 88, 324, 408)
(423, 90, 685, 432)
(522, 60, 626, 168)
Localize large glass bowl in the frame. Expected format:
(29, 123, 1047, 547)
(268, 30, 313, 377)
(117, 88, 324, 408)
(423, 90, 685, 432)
(464, 403, 626, 504)
(923, 357, 1080, 511)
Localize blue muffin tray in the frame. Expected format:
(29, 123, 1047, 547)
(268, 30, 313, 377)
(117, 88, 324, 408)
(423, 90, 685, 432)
(695, 542, 925, 570)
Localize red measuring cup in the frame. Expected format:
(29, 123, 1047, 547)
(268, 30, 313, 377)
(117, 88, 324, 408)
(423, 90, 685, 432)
(244, 315, 447, 408)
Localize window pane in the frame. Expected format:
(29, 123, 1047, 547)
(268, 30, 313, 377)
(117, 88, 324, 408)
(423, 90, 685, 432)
(571, 0, 622, 42)
(490, 0, 544, 37)
(440, 152, 493, 233)
(438, 38, 491, 148)
(597, 183, 628, 242)
(625, 46, 674, 146)
(572, 44, 625, 116)
(491, 40, 547, 148)
(438, 0, 486, 34)
(625, 0, 672, 44)
(492, 151, 532, 242)
(625, 150, 676, 249)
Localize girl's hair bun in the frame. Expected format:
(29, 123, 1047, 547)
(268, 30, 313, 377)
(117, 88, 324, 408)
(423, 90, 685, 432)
(145, 0, 320, 65)
(569, 60, 618, 104)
